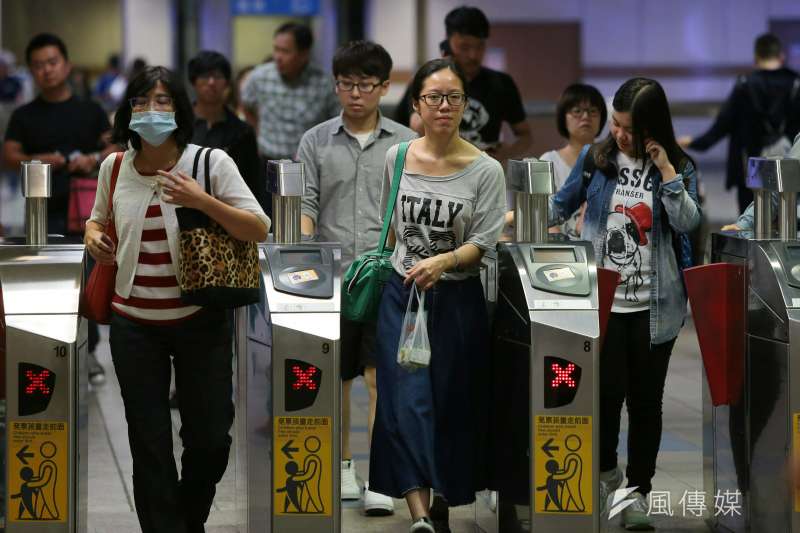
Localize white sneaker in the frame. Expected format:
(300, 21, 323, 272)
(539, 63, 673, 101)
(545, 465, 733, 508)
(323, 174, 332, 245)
(599, 467, 624, 517)
(363, 482, 394, 516)
(341, 459, 361, 500)
(409, 517, 434, 532)
(621, 491, 653, 530)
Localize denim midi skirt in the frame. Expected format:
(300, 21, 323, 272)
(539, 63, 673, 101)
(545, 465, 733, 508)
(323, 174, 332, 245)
(368, 272, 490, 506)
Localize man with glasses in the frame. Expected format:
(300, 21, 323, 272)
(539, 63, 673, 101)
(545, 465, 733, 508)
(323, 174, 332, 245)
(395, 6, 530, 164)
(242, 22, 339, 216)
(297, 40, 416, 515)
(188, 51, 263, 208)
(3, 33, 115, 386)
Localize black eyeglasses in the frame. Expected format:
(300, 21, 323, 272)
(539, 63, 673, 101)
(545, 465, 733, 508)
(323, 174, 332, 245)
(130, 95, 174, 111)
(568, 106, 600, 118)
(335, 79, 384, 94)
(419, 92, 466, 107)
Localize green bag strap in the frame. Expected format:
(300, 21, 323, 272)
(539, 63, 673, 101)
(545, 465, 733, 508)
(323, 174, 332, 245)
(377, 141, 409, 254)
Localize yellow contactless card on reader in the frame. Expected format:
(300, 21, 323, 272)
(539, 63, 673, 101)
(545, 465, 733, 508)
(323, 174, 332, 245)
(288, 269, 319, 285)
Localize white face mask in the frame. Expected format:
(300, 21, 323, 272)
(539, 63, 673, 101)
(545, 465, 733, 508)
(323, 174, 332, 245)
(129, 111, 177, 146)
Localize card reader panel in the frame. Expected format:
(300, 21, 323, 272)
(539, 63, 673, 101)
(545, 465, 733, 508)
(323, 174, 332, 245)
(267, 245, 334, 299)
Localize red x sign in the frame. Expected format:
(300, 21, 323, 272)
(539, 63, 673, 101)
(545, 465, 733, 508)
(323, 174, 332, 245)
(25, 369, 52, 395)
(291, 364, 319, 391)
(550, 363, 576, 388)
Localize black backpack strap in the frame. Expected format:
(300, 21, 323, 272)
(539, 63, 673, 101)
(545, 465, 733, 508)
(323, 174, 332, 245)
(204, 147, 214, 196)
(192, 146, 204, 181)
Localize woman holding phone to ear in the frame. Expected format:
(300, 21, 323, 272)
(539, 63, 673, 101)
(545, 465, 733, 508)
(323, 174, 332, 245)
(549, 77, 701, 530)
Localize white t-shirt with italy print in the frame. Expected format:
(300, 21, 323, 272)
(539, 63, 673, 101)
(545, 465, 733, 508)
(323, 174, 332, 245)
(603, 151, 655, 312)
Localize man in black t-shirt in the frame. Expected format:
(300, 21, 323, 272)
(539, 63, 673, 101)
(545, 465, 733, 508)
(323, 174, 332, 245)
(395, 6, 531, 163)
(3, 33, 113, 235)
(188, 51, 264, 210)
(3, 33, 114, 386)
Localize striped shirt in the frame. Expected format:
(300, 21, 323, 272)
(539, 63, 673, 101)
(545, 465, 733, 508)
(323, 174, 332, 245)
(111, 194, 201, 324)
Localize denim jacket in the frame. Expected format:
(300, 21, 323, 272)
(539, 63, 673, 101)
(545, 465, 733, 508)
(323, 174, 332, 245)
(548, 145, 702, 344)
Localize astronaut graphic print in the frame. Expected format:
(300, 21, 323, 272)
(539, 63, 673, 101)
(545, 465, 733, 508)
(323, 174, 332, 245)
(603, 152, 655, 312)
(397, 194, 463, 271)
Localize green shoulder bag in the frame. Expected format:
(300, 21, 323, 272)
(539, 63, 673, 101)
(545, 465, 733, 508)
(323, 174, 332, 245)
(341, 141, 409, 322)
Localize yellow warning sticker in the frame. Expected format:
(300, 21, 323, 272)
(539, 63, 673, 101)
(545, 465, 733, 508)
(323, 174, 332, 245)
(534, 415, 592, 514)
(794, 413, 800, 512)
(274, 416, 332, 516)
(7, 420, 68, 522)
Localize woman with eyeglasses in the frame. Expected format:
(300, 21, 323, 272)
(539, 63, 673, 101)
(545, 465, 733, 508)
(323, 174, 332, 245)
(503, 84, 606, 240)
(368, 58, 506, 533)
(549, 77, 700, 529)
(542, 84, 607, 238)
(84, 66, 269, 533)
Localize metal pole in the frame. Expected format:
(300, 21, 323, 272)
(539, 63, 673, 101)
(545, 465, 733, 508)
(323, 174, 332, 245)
(754, 190, 772, 239)
(21, 160, 51, 245)
(515, 193, 548, 243)
(780, 191, 798, 241)
(25, 198, 48, 245)
(272, 196, 301, 245)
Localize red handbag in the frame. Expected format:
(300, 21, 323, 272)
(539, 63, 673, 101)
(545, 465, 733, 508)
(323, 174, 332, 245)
(80, 152, 123, 324)
(67, 176, 99, 234)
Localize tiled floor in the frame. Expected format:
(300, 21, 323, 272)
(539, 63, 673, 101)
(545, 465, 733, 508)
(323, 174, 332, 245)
(85, 318, 711, 532)
(5, 150, 739, 531)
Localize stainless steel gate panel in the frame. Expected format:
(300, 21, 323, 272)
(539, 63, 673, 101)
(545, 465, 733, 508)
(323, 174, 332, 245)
(237, 242, 340, 533)
(490, 241, 600, 533)
(1, 243, 86, 533)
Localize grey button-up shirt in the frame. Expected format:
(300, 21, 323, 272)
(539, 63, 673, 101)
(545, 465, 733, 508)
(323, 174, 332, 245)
(242, 61, 340, 158)
(298, 113, 417, 270)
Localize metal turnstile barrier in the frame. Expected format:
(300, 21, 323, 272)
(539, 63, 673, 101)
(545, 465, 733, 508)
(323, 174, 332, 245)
(690, 156, 800, 532)
(2, 161, 88, 532)
(235, 160, 341, 533)
(478, 158, 612, 533)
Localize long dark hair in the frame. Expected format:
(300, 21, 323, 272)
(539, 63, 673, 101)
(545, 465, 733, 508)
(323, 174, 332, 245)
(112, 66, 194, 150)
(593, 77, 690, 175)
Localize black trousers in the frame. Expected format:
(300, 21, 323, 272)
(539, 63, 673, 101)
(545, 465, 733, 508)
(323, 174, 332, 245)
(109, 309, 234, 533)
(599, 311, 676, 495)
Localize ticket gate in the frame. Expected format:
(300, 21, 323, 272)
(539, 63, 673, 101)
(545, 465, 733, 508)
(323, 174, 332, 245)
(480, 158, 609, 533)
(688, 156, 800, 532)
(1, 161, 88, 531)
(235, 160, 341, 533)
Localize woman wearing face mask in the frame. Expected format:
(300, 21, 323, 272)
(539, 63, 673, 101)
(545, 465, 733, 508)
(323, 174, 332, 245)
(368, 58, 506, 533)
(549, 77, 700, 530)
(84, 66, 269, 533)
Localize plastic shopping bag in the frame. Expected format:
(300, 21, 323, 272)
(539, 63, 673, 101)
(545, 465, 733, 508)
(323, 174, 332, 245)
(397, 284, 431, 370)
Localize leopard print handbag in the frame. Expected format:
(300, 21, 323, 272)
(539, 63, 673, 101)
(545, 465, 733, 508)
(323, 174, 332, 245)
(175, 147, 260, 308)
